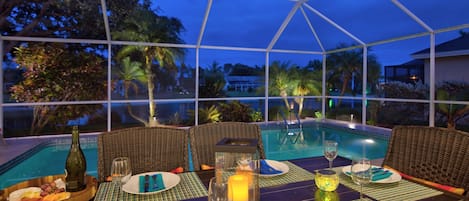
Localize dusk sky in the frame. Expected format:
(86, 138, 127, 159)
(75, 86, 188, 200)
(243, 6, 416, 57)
(152, 0, 469, 71)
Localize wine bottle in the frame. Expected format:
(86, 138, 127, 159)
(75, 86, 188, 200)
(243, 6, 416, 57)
(65, 125, 87, 192)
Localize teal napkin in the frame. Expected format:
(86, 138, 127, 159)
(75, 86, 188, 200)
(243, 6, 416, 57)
(372, 171, 393, 181)
(345, 167, 393, 182)
(139, 174, 165, 193)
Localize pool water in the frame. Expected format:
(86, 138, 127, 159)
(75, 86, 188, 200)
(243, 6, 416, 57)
(263, 126, 389, 161)
(0, 123, 389, 189)
(0, 141, 98, 189)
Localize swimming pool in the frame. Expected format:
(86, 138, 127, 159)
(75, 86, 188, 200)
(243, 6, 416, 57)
(261, 121, 390, 161)
(0, 121, 390, 189)
(0, 138, 98, 189)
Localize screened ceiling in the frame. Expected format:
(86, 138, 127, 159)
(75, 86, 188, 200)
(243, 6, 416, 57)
(2, 0, 469, 65)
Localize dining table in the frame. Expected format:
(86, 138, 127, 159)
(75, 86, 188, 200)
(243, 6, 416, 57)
(93, 156, 465, 201)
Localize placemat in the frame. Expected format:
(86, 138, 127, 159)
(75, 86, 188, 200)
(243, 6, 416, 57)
(333, 166, 443, 201)
(94, 172, 207, 201)
(259, 161, 315, 188)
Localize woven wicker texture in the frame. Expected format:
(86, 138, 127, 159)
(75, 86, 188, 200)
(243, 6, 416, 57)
(382, 126, 469, 197)
(189, 122, 265, 171)
(333, 166, 443, 201)
(97, 127, 189, 183)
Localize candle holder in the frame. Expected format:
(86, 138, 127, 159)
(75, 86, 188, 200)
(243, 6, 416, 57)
(215, 138, 260, 201)
(314, 169, 339, 192)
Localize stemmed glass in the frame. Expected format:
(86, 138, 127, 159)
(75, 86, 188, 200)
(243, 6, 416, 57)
(208, 177, 228, 201)
(110, 157, 132, 187)
(323, 140, 338, 169)
(350, 158, 372, 200)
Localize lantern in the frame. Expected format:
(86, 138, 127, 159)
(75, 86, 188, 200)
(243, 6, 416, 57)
(215, 138, 260, 201)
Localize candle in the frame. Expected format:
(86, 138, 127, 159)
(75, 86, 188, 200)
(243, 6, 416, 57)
(228, 174, 249, 201)
(315, 169, 339, 192)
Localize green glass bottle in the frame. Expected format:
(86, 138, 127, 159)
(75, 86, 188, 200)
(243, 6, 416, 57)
(65, 125, 87, 192)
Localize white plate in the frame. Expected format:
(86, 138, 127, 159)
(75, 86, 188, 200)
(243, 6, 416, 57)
(122, 172, 180, 195)
(8, 187, 41, 201)
(341, 165, 402, 183)
(260, 159, 289, 177)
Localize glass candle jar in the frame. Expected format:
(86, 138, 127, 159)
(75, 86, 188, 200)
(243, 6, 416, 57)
(215, 138, 260, 201)
(315, 169, 339, 192)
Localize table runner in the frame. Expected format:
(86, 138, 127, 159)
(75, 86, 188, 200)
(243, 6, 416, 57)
(94, 172, 207, 201)
(259, 161, 315, 188)
(333, 166, 443, 201)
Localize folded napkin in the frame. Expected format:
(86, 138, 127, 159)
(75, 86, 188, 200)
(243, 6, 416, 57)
(371, 168, 393, 181)
(345, 167, 393, 182)
(260, 160, 283, 175)
(139, 174, 165, 193)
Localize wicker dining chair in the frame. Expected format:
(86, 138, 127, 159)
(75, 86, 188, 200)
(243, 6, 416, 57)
(382, 126, 469, 197)
(188, 122, 266, 171)
(97, 126, 189, 183)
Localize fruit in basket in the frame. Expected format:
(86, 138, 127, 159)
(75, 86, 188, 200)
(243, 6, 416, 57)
(21, 191, 41, 198)
(20, 198, 42, 201)
(40, 181, 65, 196)
(8, 187, 41, 201)
(41, 192, 71, 201)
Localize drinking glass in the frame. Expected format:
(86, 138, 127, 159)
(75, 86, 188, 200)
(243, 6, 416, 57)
(110, 157, 132, 187)
(208, 177, 227, 201)
(323, 140, 338, 169)
(350, 158, 372, 200)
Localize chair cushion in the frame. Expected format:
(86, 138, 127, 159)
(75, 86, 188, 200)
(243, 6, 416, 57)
(383, 165, 465, 196)
(169, 166, 184, 174)
(201, 164, 214, 170)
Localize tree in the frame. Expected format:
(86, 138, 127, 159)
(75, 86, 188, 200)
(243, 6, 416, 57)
(290, 67, 321, 116)
(199, 61, 226, 98)
(114, 57, 147, 124)
(11, 43, 107, 134)
(1, 0, 134, 54)
(268, 61, 295, 110)
(436, 81, 469, 129)
(112, 3, 185, 127)
(326, 44, 381, 105)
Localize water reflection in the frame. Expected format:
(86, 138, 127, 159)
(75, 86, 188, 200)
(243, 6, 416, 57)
(314, 189, 339, 201)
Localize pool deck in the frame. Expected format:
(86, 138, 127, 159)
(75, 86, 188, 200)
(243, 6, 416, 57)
(0, 133, 100, 167)
(0, 138, 44, 166)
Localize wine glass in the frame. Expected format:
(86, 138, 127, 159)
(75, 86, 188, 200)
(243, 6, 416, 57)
(323, 140, 338, 169)
(208, 177, 228, 201)
(350, 158, 372, 200)
(110, 157, 132, 187)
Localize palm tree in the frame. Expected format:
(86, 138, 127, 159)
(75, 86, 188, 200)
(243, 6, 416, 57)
(199, 61, 226, 98)
(327, 44, 362, 100)
(269, 61, 295, 109)
(436, 81, 469, 129)
(291, 67, 321, 116)
(112, 4, 185, 127)
(114, 57, 148, 125)
(327, 44, 381, 105)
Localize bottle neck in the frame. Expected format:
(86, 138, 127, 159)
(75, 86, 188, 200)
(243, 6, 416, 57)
(71, 126, 80, 145)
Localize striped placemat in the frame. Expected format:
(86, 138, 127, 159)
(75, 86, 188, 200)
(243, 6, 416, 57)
(94, 172, 207, 201)
(333, 166, 443, 201)
(259, 161, 315, 188)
